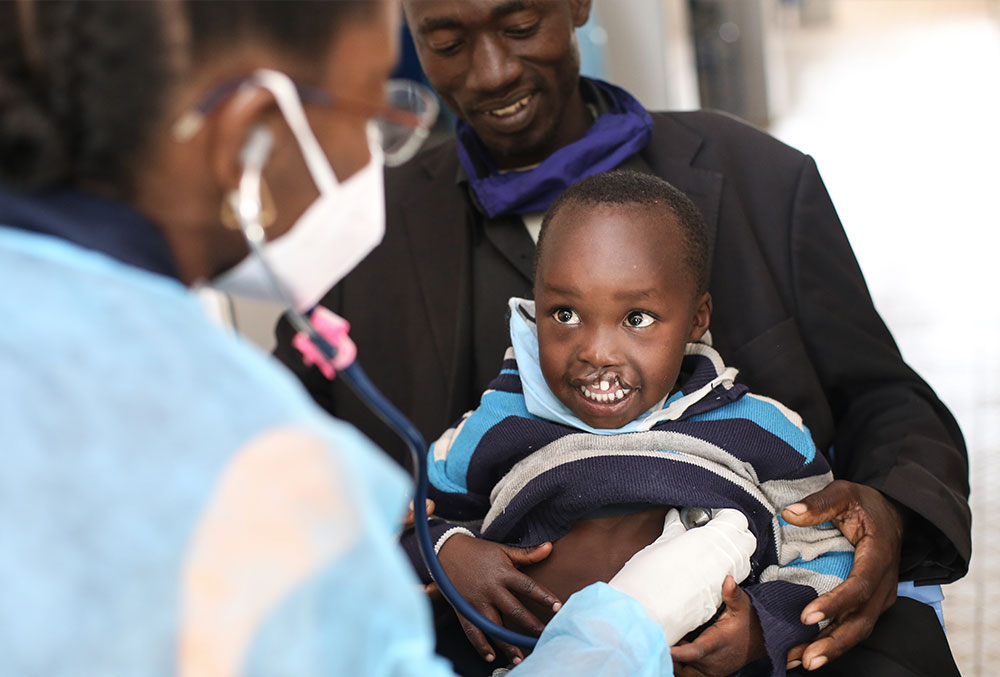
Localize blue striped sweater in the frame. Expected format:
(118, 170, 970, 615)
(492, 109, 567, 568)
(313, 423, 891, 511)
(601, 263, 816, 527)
(415, 337, 854, 676)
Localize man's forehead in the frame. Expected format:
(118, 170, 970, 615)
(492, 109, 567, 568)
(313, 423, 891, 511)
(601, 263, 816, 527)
(404, 0, 552, 31)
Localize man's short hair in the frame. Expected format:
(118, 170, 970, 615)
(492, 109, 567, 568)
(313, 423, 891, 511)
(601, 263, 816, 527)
(536, 170, 711, 294)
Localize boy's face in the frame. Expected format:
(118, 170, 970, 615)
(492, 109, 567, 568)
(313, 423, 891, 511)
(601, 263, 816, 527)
(534, 202, 711, 429)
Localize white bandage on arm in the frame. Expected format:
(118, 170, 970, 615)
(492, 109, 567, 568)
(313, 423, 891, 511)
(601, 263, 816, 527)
(609, 508, 756, 645)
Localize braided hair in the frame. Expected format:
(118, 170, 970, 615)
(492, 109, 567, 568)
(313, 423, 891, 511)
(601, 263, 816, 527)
(0, 0, 377, 197)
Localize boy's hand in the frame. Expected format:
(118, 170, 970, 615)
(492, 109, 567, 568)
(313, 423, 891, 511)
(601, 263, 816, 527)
(781, 480, 903, 671)
(403, 499, 435, 528)
(670, 576, 765, 676)
(437, 534, 561, 665)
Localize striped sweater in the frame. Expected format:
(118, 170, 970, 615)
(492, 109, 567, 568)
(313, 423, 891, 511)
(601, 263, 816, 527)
(415, 340, 854, 676)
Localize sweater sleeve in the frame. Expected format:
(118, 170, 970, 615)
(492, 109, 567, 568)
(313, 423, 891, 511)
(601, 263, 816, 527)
(402, 354, 531, 580)
(737, 396, 855, 677)
(742, 511, 853, 676)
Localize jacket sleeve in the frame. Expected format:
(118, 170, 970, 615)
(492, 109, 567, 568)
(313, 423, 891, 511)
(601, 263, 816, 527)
(788, 156, 970, 583)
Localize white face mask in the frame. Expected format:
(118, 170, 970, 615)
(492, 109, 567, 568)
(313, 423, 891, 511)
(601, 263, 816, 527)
(209, 69, 386, 313)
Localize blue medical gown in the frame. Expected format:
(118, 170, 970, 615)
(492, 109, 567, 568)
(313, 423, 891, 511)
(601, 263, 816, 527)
(0, 227, 673, 676)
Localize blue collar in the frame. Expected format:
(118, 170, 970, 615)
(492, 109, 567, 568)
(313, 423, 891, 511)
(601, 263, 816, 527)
(0, 185, 180, 280)
(456, 78, 653, 219)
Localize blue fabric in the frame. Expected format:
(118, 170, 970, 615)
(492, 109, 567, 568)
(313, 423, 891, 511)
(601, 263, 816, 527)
(688, 395, 817, 463)
(897, 582, 945, 629)
(0, 226, 436, 674)
(455, 78, 653, 218)
(428, 389, 535, 493)
(517, 583, 673, 677)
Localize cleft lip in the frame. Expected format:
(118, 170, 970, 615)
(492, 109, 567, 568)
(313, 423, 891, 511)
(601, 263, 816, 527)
(572, 371, 635, 391)
(573, 371, 638, 405)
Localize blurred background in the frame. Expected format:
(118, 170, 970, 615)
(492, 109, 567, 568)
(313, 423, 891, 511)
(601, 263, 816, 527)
(212, 2, 1000, 671)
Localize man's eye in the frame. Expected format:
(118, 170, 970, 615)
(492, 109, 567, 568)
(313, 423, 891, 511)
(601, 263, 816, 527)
(430, 40, 463, 55)
(625, 312, 654, 328)
(553, 308, 580, 325)
(505, 22, 540, 38)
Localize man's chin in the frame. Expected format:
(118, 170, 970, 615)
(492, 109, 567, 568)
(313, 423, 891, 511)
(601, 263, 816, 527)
(474, 131, 554, 170)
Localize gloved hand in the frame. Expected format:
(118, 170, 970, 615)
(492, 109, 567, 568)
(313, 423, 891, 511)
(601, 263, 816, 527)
(609, 508, 756, 645)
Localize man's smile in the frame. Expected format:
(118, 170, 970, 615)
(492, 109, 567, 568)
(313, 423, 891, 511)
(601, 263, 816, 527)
(486, 93, 533, 117)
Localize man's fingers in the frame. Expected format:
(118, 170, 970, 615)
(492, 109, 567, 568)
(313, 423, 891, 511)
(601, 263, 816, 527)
(786, 641, 807, 669)
(799, 613, 878, 670)
(799, 569, 880, 625)
(782, 480, 853, 527)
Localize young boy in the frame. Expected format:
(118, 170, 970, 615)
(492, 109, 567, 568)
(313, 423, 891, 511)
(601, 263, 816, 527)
(409, 171, 853, 676)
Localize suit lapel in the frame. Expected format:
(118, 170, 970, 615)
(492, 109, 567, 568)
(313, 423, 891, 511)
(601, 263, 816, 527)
(395, 145, 471, 410)
(642, 114, 724, 280)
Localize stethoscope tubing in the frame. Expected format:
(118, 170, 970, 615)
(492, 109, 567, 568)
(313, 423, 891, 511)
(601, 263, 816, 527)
(312, 329, 538, 649)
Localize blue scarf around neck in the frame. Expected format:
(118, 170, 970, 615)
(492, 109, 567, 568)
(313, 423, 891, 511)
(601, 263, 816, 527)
(455, 78, 653, 219)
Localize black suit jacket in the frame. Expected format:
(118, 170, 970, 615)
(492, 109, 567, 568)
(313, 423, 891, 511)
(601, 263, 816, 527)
(275, 109, 970, 585)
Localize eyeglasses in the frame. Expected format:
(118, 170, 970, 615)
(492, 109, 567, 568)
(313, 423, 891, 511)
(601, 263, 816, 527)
(172, 76, 439, 167)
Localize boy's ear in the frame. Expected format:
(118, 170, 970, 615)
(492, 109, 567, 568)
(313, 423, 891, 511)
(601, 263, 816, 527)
(688, 292, 712, 341)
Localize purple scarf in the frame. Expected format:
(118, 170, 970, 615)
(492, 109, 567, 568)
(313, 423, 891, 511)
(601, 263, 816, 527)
(455, 78, 653, 219)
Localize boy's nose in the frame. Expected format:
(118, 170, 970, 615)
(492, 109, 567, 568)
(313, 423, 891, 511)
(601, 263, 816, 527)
(576, 328, 623, 369)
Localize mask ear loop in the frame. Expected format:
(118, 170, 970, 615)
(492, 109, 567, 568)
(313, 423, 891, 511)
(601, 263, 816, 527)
(228, 124, 321, 347)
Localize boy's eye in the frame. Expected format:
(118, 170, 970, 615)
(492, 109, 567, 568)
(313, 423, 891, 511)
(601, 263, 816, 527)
(625, 311, 655, 328)
(553, 308, 581, 325)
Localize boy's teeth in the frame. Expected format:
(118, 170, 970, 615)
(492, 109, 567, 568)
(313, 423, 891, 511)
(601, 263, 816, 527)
(579, 382, 631, 403)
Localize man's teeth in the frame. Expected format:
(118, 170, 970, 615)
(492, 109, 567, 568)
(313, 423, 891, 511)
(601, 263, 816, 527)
(488, 95, 531, 117)
(580, 381, 631, 403)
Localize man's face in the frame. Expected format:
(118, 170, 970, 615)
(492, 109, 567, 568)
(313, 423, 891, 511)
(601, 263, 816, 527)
(534, 203, 711, 429)
(402, 0, 592, 169)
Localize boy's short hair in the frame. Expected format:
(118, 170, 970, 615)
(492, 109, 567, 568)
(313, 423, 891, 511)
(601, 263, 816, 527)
(536, 170, 711, 294)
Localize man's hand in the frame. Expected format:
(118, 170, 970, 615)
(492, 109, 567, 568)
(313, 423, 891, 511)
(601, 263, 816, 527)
(781, 480, 904, 671)
(437, 534, 561, 665)
(670, 576, 766, 676)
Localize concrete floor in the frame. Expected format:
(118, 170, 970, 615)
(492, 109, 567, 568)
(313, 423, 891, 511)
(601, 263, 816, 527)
(768, 2, 1000, 673)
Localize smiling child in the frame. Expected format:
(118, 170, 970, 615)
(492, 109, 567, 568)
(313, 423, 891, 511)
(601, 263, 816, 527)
(409, 170, 854, 677)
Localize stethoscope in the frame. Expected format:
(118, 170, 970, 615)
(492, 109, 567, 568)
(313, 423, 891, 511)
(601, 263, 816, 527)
(232, 126, 539, 650)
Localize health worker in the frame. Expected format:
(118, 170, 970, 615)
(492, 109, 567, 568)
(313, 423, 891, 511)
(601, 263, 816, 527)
(0, 2, 753, 675)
